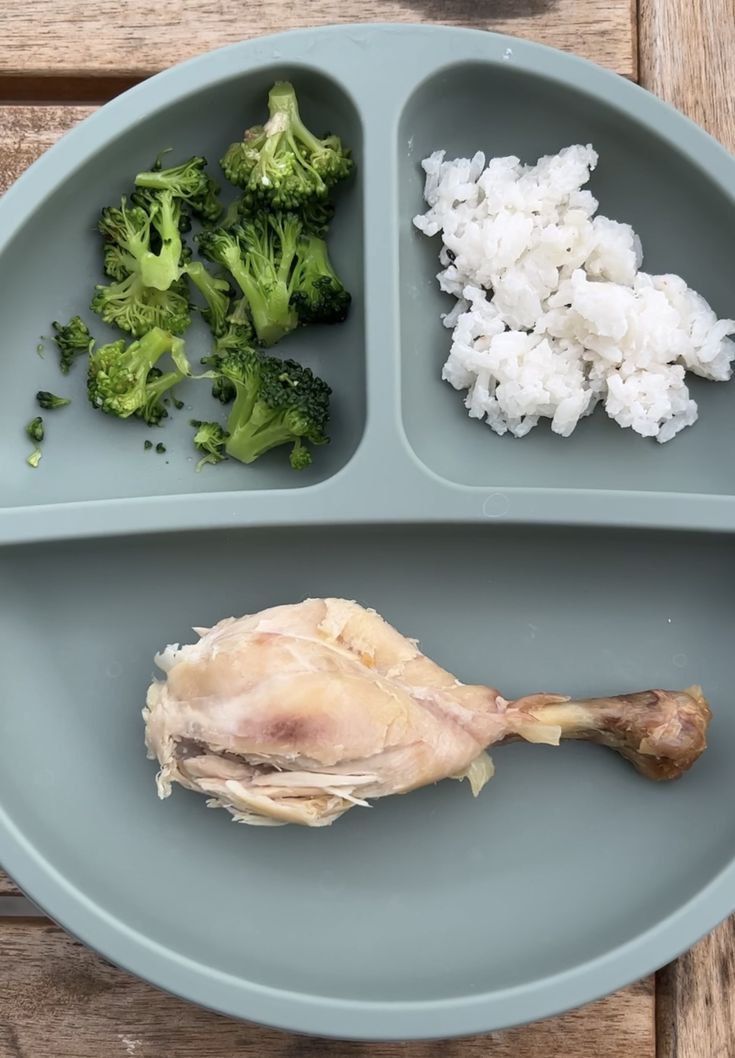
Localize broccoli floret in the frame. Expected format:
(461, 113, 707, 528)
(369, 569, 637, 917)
(186, 260, 231, 336)
(291, 234, 351, 324)
(94, 192, 229, 339)
(214, 347, 330, 468)
(198, 214, 302, 346)
(137, 365, 187, 426)
(190, 419, 229, 470)
(26, 416, 44, 443)
(36, 391, 71, 410)
(135, 156, 222, 223)
(87, 327, 191, 422)
(93, 196, 192, 337)
(52, 316, 95, 374)
(221, 81, 353, 208)
(91, 274, 191, 338)
(104, 243, 135, 281)
(235, 195, 335, 236)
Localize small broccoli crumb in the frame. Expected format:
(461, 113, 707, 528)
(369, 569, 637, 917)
(192, 420, 229, 470)
(144, 439, 153, 450)
(36, 343, 45, 357)
(36, 391, 71, 410)
(52, 317, 95, 374)
(26, 448, 42, 468)
(26, 416, 44, 443)
(173, 398, 185, 410)
(155, 442, 167, 454)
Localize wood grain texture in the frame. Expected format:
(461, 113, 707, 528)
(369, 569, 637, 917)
(0, 104, 93, 195)
(0, 871, 21, 897)
(639, 2, 735, 1054)
(0, 0, 636, 81)
(656, 918, 735, 1058)
(639, 0, 735, 152)
(0, 922, 653, 1058)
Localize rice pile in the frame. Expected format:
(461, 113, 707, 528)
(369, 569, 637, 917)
(413, 145, 735, 441)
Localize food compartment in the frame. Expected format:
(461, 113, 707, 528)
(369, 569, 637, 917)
(0, 68, 365, 507)
(1, 523, 733, 1008)
(398, 63, 735, 494)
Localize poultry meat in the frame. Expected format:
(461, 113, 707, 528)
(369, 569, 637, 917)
(144, 598, 711, 827)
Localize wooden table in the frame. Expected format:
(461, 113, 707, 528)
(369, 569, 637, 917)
(1, 2, 734, 1055)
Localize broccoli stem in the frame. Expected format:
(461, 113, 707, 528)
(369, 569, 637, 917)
(267, 82, 324, 161)
(140, 193, 183, 291)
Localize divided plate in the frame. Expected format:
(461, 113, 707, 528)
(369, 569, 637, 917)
(1, 24, 735, 1041)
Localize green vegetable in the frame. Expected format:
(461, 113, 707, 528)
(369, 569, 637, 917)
(212, 346, 330, 469)
(290, 233, 351, 325)
(135, 156, 222, 223)
(26, 416, 44, 443)
(26, 449, 42, 468)
(36, 391, 71, 410)
(92, 192, 225, 338)
(144, 439, 153, 450)
(185, 260, 231, 336)
(87, 327, 191, 425)
(191, 419, 229, 470)
(221, 81, 352, 209)
(199, 213, 350, 345)
(155, 442, 167, 454)
(52, 316, 95, 374)
(92, 197, 191, 337)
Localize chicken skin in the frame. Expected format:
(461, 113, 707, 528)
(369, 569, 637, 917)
(144, 598, 711, 827)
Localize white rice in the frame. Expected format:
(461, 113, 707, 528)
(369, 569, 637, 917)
(413, 145, 735, 441)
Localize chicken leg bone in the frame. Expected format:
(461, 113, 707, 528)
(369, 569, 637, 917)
(144, 598, 711, 826)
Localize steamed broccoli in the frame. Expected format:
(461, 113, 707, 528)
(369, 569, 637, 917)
(52, 316, 95, 373)
(87, 327, 191, 424)
(199, 297, 255, 403)
(26, 416, 44, 443)
(185, 260, 231, 335)
(135, 156, 222, 223)
(234, 194, 335, 236)
(221, 81, 352, 209)
(199, 214, 351, 343)
(92, 196, 192, 337)
(93, 192, 228, 338)
(198, 214, 301, 346)
(291, 234, 351, 324)
(36, 391, 71, 409)
(191, 419, 229, 469)
(212, 347, 330, 468)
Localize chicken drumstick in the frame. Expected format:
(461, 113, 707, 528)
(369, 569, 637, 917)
(144, 598, 711, 827)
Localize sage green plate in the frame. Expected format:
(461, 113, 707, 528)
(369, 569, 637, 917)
(1, 24, 734, 1042)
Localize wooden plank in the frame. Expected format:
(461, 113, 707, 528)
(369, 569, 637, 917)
(0, 104, 93, 195)
(639, 10, 735, 1057)
(0, 0, 636, 81)
(0, 921, 653, 1058)
(639, 0, 735, 152)
(0, 871, 21, 897)
(656, 919, 735, 1058)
